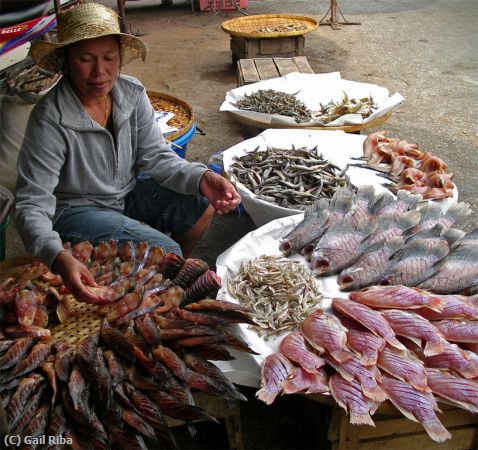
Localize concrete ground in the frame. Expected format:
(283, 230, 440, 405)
(0, 0, 477, 447)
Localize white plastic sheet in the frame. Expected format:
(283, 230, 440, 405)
(220, 72, 405, 127)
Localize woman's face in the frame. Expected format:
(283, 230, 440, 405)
(66, 35, 121, 101)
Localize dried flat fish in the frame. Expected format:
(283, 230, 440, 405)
(227, 255, 323, 339)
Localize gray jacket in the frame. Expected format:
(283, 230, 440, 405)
(14, 75, 207, 267)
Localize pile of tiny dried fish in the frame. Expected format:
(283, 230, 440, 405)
(257, 290, 478, 444)
(234, 89, 313, 123)
(256, 24, 307, 33)
(0, 240, 258, 448)
(227, 255, 323, 339)
(228, 146, 352, 209)
(313, 92, 379, 124)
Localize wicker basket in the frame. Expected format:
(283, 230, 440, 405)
(147, 90, 194, 142)
(221, 14, 319, 39)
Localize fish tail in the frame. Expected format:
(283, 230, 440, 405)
(255, 388, 278, 405)
(330, 350, 354, 363)
(360, 354, 377, 366)
(424, 339, 446, 357)
(422, 418, 452, 443)
(387, 337, 407, 352)
(424, 295, 444, 312)
(362, 383, 388, 403)
(350, 411, 375, 427)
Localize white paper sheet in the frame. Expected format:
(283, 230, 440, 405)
(221, 129, 458, 227)
(220, 72, 405, 127)
(215, 214, 338, 388)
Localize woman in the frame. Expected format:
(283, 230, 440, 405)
(14, 2, 241, 303)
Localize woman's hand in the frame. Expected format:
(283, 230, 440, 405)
(52, 250, 100, 303)
(199, 170, 241, 215)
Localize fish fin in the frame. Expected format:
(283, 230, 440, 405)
(385, 236, 406, 253)
(394, 240, 449, 262)
(423, 339, 447, 357)
(422, 418, 452, 443)
(360, 354, 377, 366)
(444, 227, 466, 247)
(330, 187, 354, 215)
(356, 185, 376, 204)
(403, 335, 422, 347)
(423, 295, 444, 312)
(398, 210, 422, 231)
(356, 217, 378, 237)
(349, 411, 376, 427)
(255, 387, 278, 405)
(396, 190, 422, 209)
(330, 350, 354, 363)
(370, 192, 395, 214)
(361, 383, 388, 403)
(444, 202, 472, 228)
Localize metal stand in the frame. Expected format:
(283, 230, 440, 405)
(203, 0, 248, 26)
(319, 0, 361, 30)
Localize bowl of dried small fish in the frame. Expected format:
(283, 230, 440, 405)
(220, 72, 404, 131)
(221, 128, 391, 227)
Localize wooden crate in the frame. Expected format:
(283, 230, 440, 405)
(236, 56, 314, 87)
(230, 35, 305, 64)
(328, 404, 477, 450)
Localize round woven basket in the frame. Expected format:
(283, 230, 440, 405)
(147, 90, 194, 142)
(221, 14, 319, 39)
(228, 110, 393, 133)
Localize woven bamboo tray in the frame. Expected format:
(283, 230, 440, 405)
(0, 256, 103, 346)
(229, 110, 393, 133)
(147, 90, 194, 141)
(221, 14, 319, 39)
(49, 297, 103, 345)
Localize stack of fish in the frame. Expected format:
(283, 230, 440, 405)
(256, 288, 478, 443)
(355, 131, 455, 201)
(280, 185, 478, 295)
(0, 240, 257, 447)
(0, 240, 223, 338)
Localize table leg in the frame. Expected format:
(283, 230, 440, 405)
(319, 0, 361, 30)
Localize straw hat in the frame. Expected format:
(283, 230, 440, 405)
(30, 1, 146, 72)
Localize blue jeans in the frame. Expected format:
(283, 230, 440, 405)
(52, 179, 209, 256)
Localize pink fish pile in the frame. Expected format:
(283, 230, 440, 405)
(0, 240, 258, 448)
(279, 184, 478, 295)
(0, 240, 222, 338)
(256, 285, 478, 443)
(360, 131, 455, 201)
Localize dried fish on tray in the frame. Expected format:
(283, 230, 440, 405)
(313, 92, 379, 124)
(221, 72, 404, 128)
(0, 240, 258, 448)
(233, 89, 313, 123)
(227, 145, 352, 210)
(354, 131, 457, 201)
(227, 255, 323, 339)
